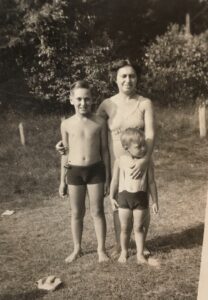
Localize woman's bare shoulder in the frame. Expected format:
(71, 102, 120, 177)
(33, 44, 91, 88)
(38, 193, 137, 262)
(139, 95, 153, 109)
(99, 97, 115, 108)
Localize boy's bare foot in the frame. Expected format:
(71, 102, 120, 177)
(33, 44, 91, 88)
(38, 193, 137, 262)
(137, 255, 148, 265)
(65, 250, 82, 264)
(118, 252, 128, 263)
(98, 251, 109, 263)
(111, 245, 121, 259)
(147, 257, 161, 268)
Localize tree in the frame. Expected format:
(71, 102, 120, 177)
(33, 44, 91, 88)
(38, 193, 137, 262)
(140, 24, 208, 105)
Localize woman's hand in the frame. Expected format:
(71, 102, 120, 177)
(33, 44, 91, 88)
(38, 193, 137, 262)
(130, 157, 149, 179)
(110, 198, 119, 211)
(104, 180, 110, 197)
(55, 140, 66, 155)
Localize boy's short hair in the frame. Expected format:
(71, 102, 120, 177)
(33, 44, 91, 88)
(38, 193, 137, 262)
(120, 128, 145, 150)
(70, 80, 91, 95)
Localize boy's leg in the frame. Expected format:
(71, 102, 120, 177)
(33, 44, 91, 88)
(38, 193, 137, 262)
(118, 208, 133, 263)
(133, 209, 149, 264)
(87, 183, 109, 262)
(65, 184, 86, 263)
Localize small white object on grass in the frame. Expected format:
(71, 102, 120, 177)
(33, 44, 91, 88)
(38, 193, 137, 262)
(36, 275, 62, 292)
(1, 210, 15, 216)
(19, 122, 26, 146)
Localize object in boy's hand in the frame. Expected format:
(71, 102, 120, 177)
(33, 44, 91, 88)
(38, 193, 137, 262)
(36, 275, 62, 291)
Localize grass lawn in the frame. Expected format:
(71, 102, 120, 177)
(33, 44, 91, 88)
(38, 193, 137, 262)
(0, 107, 207, 300)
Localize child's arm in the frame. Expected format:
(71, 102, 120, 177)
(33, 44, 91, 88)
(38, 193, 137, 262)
(148, 162, 159, 214)
(100, 119, 111, 196)
(110, 159, 120, 211)
(59, 121, 68, 197)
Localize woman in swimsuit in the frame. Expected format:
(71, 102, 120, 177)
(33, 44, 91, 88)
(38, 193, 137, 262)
(97, 59, 155, 256)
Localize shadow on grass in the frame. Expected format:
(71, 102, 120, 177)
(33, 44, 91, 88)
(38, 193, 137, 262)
(0, 290, 47, 300)
(147, 223, 204, 253)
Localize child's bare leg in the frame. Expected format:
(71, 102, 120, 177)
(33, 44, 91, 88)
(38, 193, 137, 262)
(88, 183, 109, 262)
(133, 209, 148, 264)
(118, 208, 132, 263)
(65, 185, 86, 263)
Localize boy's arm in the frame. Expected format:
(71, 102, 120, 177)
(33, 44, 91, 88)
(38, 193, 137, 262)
(148, 162, 159, 214)
(59, 121, 68, 197)
(110, 159, 120, 211)
(100, 119, 111, 195)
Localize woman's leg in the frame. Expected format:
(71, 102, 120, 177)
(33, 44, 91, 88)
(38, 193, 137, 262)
(118, 208, 133, 263)
(87, 183, 109, 262)
(113, 209, 121, 249)
(133, 209, 148, 264)
(65, 184, 86, 263)
(143, 208, 150, 254)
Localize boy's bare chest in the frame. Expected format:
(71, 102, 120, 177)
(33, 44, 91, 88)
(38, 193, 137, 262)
(68, 122, 100, 139)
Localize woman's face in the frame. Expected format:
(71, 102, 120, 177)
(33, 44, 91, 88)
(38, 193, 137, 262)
(116, 66, 137, 95)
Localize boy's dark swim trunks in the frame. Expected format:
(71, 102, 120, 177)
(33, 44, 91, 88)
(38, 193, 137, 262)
(65, 161, 106, 185)
(118, 190, 148, 210)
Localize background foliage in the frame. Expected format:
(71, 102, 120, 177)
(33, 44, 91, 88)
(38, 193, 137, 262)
(140, 25, 208, 105)
(0, 0, 208, 108)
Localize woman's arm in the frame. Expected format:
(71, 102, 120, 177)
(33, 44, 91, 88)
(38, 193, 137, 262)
(143, 99, 155, 161)
(130, 99, 155, 179)
(110, 159, 120, 211)
(97, 99, 109, 120)
(100, 119, 111, 196)
(148, 161, 159, 214)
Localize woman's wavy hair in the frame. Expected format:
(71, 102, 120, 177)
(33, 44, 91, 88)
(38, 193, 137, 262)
(110, 59, 140, 84)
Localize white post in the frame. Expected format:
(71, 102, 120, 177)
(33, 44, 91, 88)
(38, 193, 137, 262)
(199, 102, 207, 138)
(18, 122, 25, 146)
(197, 190, 208, 300)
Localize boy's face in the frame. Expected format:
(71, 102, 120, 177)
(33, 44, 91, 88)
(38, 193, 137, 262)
(127, 140, 146, 158)
(70, 88, 92, 116)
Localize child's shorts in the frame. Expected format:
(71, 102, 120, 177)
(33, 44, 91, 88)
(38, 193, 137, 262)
(65, 161, 106, 185)
(118, 190, 148, 210)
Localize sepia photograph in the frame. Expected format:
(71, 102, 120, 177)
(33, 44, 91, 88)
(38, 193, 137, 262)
(0, 0, 208, 299)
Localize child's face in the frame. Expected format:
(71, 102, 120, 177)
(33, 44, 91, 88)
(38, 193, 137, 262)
(70, 88, 93, 116)
(127, 140, 146, 158)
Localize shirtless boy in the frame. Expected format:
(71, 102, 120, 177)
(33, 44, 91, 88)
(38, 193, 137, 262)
(59, 80, 110, 263)
(110, 128, 159, 265)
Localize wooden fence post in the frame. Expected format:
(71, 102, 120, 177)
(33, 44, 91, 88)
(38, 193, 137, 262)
(18, 122, 25, 146)
(198, 102, 207, 138)
(197, 190, 208, 300)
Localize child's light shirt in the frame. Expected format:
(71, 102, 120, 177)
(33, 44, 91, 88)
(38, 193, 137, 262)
(117, 155, 148, 193)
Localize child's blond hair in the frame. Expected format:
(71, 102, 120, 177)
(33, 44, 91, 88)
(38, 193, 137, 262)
(120, 128, 145, 150)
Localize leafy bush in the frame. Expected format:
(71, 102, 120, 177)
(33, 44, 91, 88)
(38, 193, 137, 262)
(17, 0, 113, 106)
(140, 24, 208, 105)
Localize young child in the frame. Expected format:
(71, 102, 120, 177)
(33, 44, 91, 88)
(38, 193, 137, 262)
(59, 80, 110, 263)
(110, 128, 159, 264)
